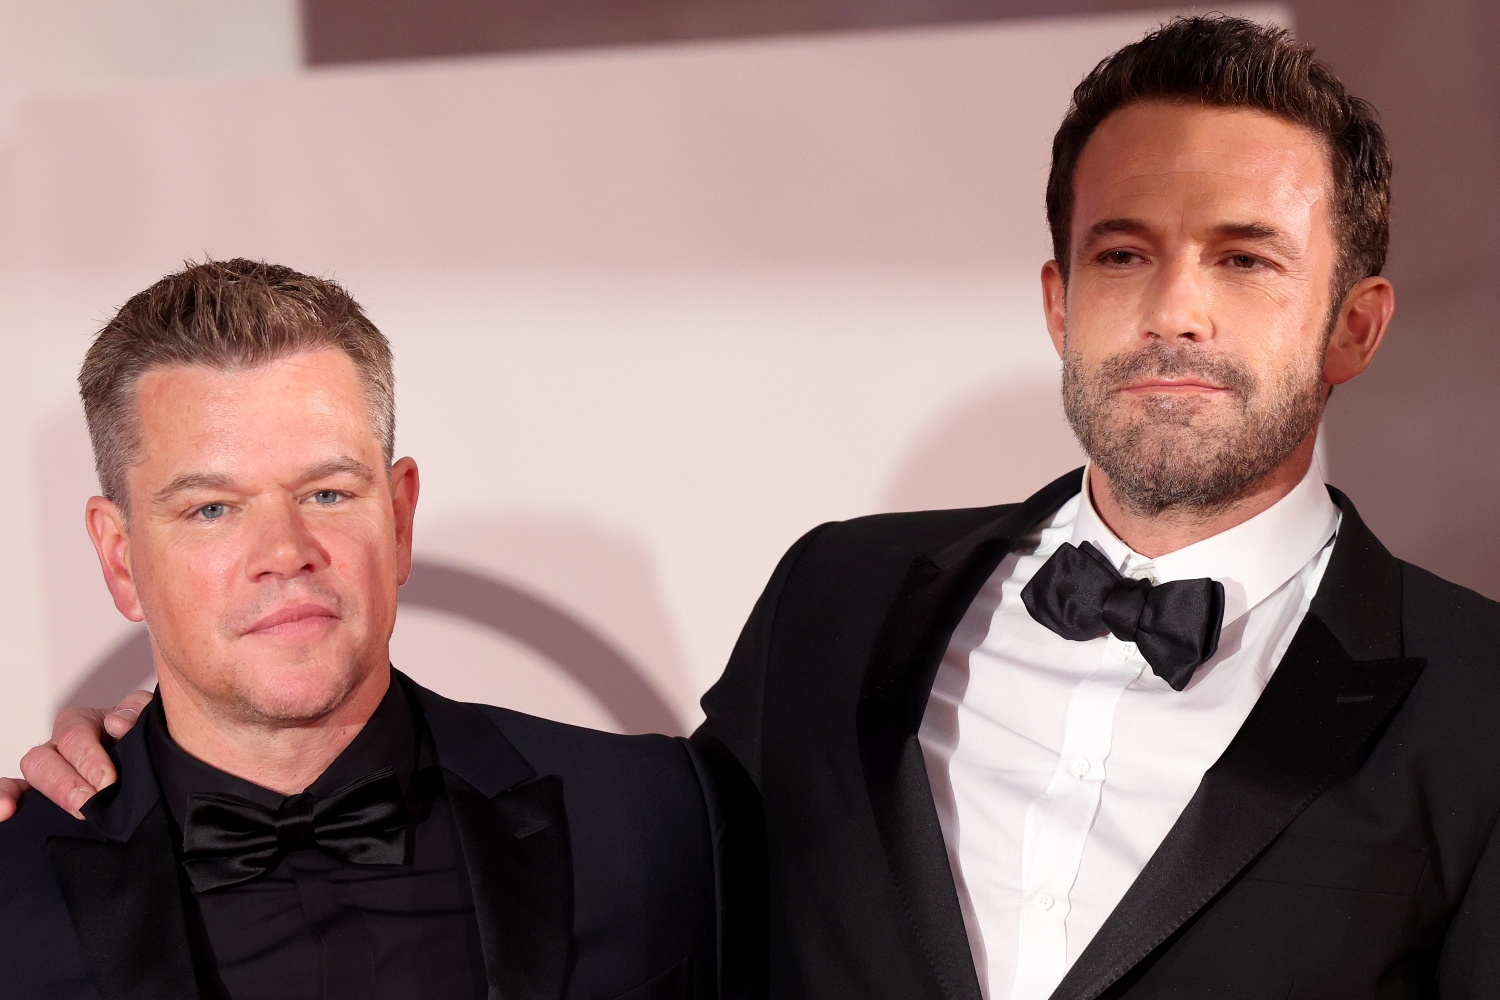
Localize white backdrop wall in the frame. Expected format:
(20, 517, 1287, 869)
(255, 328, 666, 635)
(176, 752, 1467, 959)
(0, 7, 1284, 770)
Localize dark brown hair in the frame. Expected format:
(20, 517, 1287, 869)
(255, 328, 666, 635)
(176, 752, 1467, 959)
(1046, 14, 1391, 301)
(79, 258, 395, 512)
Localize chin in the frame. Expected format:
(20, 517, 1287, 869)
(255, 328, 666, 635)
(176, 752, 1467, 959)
(227, 656, 380, 725)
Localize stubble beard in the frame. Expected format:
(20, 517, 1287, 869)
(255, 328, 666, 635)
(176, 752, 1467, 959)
(165, 582, 378, 728)
(1061, 338, 1327, 518)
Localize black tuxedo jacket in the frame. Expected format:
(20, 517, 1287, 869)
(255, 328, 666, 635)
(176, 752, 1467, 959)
(695, 469, 1500, 999)
(0, 672, 719, 1000)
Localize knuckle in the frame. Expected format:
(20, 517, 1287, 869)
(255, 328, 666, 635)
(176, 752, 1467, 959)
(20, 745, 60, 785)
(55, 726, 99, 761)
(52, 708, 98, 742)
(19, 744, 50, 772)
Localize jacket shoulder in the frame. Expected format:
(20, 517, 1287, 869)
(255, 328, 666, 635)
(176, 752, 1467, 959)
(470, 704, 705, 809)
(795, 503, 1020, 571)
(1392, 561, 1500, 764)
(1401, 561, 1500, 664)
(467, 705, 715, 920)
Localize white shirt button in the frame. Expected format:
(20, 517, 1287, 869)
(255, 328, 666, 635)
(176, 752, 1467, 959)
(1068, 757, 1090, 777)
(1035, 892, 1055, 911)
(1119, 641, 1137, 659)
(1129, 568, 1156, 584)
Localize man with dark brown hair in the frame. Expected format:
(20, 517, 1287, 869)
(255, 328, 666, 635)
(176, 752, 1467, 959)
(0, 260, 719, 1000)
(684, 15, 1496, 1000)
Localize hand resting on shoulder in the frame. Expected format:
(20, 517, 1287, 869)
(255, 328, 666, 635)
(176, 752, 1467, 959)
(0, 690, 152, 821)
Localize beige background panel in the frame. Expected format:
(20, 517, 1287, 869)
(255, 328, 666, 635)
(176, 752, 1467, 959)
(0, 7, 1284, 771)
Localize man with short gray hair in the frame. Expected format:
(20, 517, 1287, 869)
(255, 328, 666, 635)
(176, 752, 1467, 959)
(0, 259, 720, 1000)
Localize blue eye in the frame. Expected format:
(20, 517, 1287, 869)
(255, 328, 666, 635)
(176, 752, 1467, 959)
(313, 490, 341, 504)
(199, 503, 226, 521)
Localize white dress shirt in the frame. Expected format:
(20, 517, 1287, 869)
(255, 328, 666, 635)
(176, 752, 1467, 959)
(918, 459, 1341, 1000)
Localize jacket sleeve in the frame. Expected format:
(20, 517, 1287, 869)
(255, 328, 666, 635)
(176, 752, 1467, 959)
(690, 521, 832, 1000)
(1438, 806, 1500, 995)
(693, 521, 833, 790)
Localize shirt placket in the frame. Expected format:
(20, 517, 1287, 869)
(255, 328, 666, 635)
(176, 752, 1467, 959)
(1007, 634, 1144, 1000)
(290, 855, 377, 1000)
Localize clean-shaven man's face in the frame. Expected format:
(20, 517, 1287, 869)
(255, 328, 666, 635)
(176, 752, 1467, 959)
(1043, 100, 1355, 514)
(87, 348, 418, 726)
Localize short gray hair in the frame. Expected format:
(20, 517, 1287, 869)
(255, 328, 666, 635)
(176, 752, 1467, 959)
(79, 258, 395, 514)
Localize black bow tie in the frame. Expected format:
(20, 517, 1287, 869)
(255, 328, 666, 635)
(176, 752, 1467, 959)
(1021, 540, 1225, 691)
(180, 767, 409, 893)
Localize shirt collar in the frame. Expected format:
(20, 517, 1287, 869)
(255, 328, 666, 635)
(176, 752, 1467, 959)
(146, 673, 420, 831)
(1069, 455, 1341, 628)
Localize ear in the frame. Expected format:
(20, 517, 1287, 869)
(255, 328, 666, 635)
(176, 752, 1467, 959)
(389, 457, 420, 586)
(85, 496, 144, 622)
(1324, 276, 1395, 386)
(1042, 260, 1068, 357)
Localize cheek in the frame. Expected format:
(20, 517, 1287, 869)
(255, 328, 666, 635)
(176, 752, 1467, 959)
(135, 536, 241, 644)
(1064, 278, 1141, 356)
(321, 523, 400, 609)
(1219, 304, 1325, 374)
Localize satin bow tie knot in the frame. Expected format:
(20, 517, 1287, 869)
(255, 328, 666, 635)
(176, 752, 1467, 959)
(1021, 540, 1226, 691)
(271, 799, 317, 850)
(181, 767, 409, 893)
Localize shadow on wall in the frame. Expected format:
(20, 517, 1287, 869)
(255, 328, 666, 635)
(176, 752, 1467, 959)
(61, 560, 684, 735)
(414, 509, 695, 708)
(880, 373, 1084, 513)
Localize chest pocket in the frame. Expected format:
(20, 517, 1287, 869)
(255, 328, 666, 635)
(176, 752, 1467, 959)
(1245, 834, 1428, 895)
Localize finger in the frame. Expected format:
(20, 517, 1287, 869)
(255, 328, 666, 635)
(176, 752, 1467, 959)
(0, 777, 30, 822)
(102, 690, 152, 740)
(53, 710, 119, 792)
(21, 742, 96, 820)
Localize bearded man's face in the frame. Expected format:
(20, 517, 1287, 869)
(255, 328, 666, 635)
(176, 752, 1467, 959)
(1045, 100, 1344, 514)
(1062, 336, 1326, 515)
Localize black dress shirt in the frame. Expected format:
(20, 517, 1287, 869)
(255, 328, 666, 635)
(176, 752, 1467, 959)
(146, 678, 487, 1000)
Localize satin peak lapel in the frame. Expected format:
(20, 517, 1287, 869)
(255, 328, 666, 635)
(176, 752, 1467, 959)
(858, 470, 1085, 1000)
(1050, 491, 1426, 1000)
(447, 772, 574, 1000)
(46, 710, 203, 1000)
(408, 675, 573, 1000)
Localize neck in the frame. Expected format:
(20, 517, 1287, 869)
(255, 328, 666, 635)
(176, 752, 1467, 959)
(1089, 435, 1318, 560)
(155, 663, 391, 796)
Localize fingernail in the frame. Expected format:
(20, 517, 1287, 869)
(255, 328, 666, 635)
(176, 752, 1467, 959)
(88, 769, 113, 790)
(113, 709, 138, 722)
(68, 787, 90, 815)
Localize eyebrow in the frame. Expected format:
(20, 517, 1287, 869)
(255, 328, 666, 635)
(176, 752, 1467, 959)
(1209, 221, 1303, 261)
(1079, 217, 1151, 253)
(1079, 218, 1304, 261)
(151, 458, 377, 507)
(299, 458, 378, 485)
(153, 472, 235, 506)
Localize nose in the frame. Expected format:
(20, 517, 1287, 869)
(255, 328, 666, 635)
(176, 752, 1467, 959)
(1140, 253, 1214, 345)
(244, 497, 330, 582)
